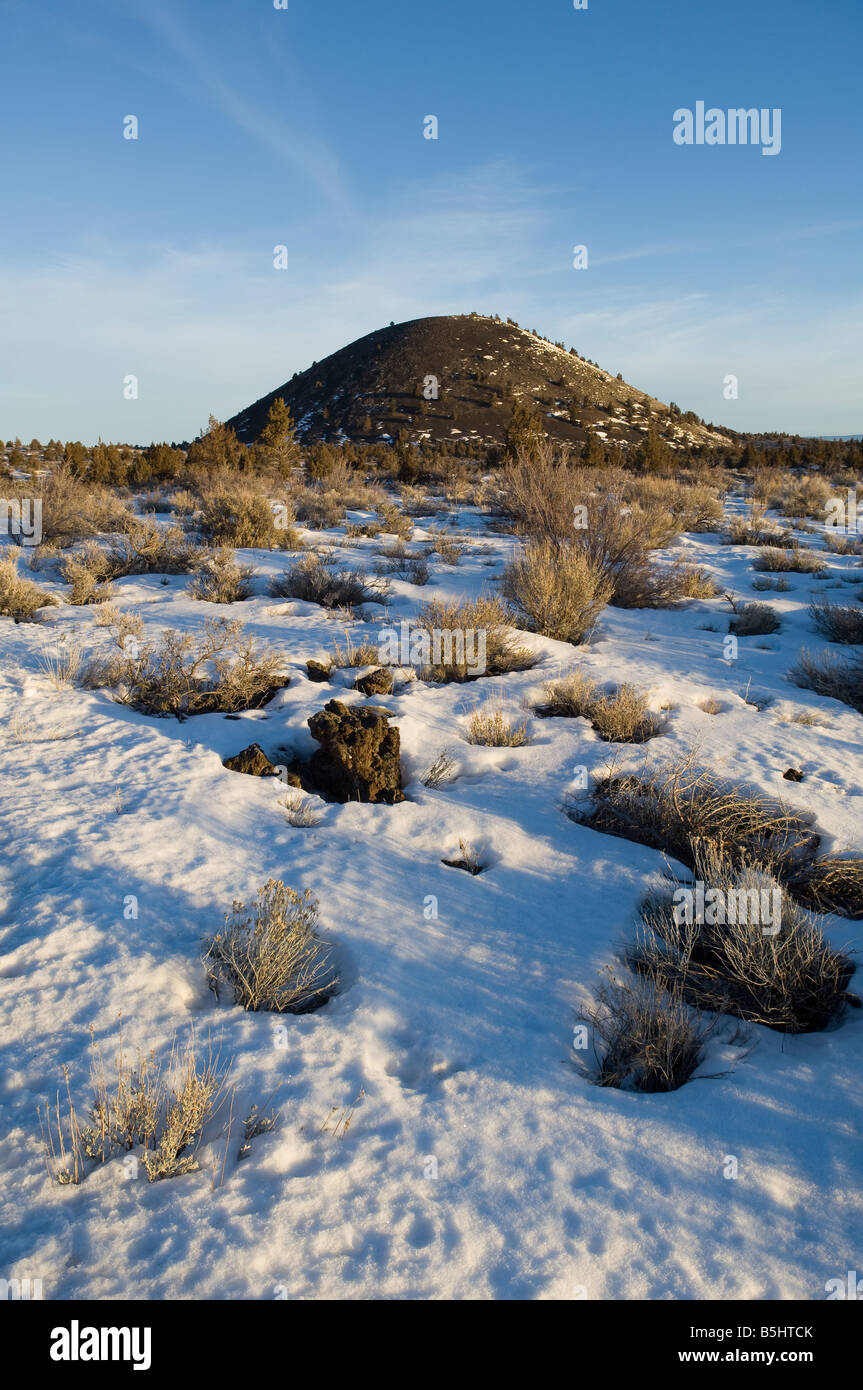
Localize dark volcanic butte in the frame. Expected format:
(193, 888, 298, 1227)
(227, 313, 730, 452)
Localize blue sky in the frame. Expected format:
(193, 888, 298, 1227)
(1, 0, 861, 443)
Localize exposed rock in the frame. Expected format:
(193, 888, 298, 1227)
(306, 659, 332, 683)
(353, 667, 394, 696)
(783, 767, 805, 782)
(223, 743, 278, 777)
(304, 699, 404, 803)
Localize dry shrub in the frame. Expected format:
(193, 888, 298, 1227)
(751, 575, 790, 592)
(498, 439, 582, 542)
(442, 839, 485, 875)
(202, 879, 336, 1013)
(377, 502, 413, 540)
(789, 648, 863, 713)
(624, 477, 724, 533)
(270, 554, 378, 608)
(200, 486, 300, 549)
(330, 631, 380, 669)
(536, 670, 664, 743)
(791, 855, 863, 919)
(824, 531, 863, 555)
(753, 547, 826, 574)
(421, 748, 458, 788)
(633, 846, 856, 1032)
(729, 602, 781, 636)
(84, 616, 286, 716)
(141, 1052, 225, 1182)
(168, 488, 200, 518)
(579, 756, 819, 881)
(401, 554, 431, 585)
(107, 518, 201, 576)
(60, 545, 116, 604)
(293, 489, 346, 530)
(345, 520, 383, 540)
(38, 637, 84, 690)
(31, 464, 130, 546)
(697, 696, 722, 715)
(376, 543, 431, 585)
(572, 495, 696, 608)
(498, 449, 707, 609)
(398, 486, 439, 517)
(465, 706, 530, 746)
(189, 548, 256, 603)
(96, 608, 144, 653)
(809, 599, 863, 644)
(724, 505, 792, 548)
(673, 565, 719, 599)
(0, 553, 57, 619)
(775, 473, 833, 520)
(579, 967, 713, 1092)
(63, 521, 201, 597)
(425, 527, 466, 565)
(414, 595, 537, 682)
(41, 1036, 227, 1185)
(281, 791, 324, 828)
(501, 540, 612, 642)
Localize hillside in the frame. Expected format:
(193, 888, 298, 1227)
(227, 314, 732, 453)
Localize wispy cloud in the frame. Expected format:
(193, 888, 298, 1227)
(133, 2, 351, 214)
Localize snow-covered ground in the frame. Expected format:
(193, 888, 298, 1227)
(1, 497, 861, 1300)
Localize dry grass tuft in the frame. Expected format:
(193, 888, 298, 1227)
(270, 554, 379, 609)
(537, 670, 664, 743)
(203, 879, 337, 1013)
(465, 707, 530, 747)
(788, 648, 863, 714)
(753, 547, 826, 574)
(189, 548, 256, 603)
(0, 553, 58, 619)
(578, 755, 819, 881)
(809, 599, 863, 645)
(414, 595, 537, 682)
(729, 602, 781, 637)
(83, 616, 286, 717)
(633, 846, 856, 1032)
(579, 967, 714, 1092)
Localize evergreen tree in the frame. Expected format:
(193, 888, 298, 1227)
(504, 398, 544, 461)
(634, 426, 674, 475)
(256, 397, 299, 476)
(583, 430, 606, 467)
(187, 414, 245, 471)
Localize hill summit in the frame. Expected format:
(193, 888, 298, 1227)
(227, 313, 730, 453)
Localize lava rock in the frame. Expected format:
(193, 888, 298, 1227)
(306, 660, 332, 683)
(223, 743, 278, 777)
(353, 667, 394, 696)
(306, 699, 404, 803)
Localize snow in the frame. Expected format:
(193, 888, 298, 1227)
(0, 496, 861, 1301)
